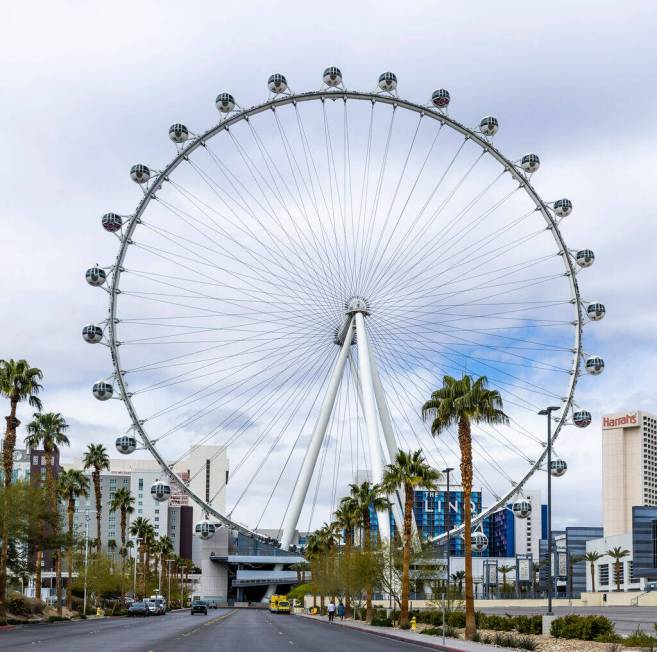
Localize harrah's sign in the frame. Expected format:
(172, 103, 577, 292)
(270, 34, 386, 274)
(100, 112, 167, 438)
(602, 412, 638, 429)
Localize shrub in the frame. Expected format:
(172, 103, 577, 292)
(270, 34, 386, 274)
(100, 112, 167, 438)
(493, 632, 516, 647)
(513, 615, 543, 635)
(551, 614, 615, 640)
(371, 616, 392, 627)
(515, 635, 538, 651)
(421, 625, 458, 638)
(7, 593, 44, 616)
(623, 627, 657, 649)
(48, 615, 69, 623)
(482, 614, 514, 631)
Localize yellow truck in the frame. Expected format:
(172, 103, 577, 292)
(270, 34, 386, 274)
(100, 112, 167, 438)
(269, 594, 290, 614)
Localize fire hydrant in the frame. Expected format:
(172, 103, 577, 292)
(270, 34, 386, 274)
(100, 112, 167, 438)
(410, 616, 417, 631)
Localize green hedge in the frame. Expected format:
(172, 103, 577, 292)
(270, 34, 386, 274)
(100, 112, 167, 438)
(550, 614, 615, 640)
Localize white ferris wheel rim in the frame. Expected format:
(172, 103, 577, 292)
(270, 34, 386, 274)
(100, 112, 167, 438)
(102, 88, 584, 545)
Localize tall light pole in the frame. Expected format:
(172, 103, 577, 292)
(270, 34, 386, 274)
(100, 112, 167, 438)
(539, 406, 560, 616)
(79, 502, 96, 617)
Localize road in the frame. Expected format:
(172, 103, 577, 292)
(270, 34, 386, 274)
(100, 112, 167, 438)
(0, 609, 436, 651)
(479, 605, 657, 635)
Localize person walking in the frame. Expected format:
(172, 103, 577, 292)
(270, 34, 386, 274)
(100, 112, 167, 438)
(337, 601, 345, 621)
(327, 600, 336, 623)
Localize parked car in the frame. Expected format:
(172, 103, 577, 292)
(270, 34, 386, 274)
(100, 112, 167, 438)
(206, 598, 218, 609)
(148, 597, 166, 615)
(191, 600, 208, 615)
(127, 602, 150, 617)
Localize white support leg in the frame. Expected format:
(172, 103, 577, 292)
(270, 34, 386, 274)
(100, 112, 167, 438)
(349, 352, 405, 534)
(354, 311, 391, 541)
(369, 345, 421, 549)
(279, 316, 355, 550)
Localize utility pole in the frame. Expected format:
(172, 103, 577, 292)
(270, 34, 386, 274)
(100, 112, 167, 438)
(539, 406, 560, 616)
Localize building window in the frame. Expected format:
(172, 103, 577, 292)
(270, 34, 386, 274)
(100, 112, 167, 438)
(139, 479, 143, 490)
(598, 564, 609, 586)
(138, 509, 143, 514)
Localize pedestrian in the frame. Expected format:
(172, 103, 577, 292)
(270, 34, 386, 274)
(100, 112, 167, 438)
(327, 600, 336, 623)
(337, 601, 345, 621)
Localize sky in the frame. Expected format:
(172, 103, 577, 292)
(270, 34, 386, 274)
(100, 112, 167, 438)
(2, 0, 657, 533)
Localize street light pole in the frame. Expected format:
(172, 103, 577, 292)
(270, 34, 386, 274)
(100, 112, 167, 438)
(133, 537, 142, 597)
(81, 502, 94, 617)
(166, 559, 174, 607)
(539, 406, 560, 616)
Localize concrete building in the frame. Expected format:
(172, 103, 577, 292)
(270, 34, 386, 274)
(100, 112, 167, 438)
(602, 410, 657, 536)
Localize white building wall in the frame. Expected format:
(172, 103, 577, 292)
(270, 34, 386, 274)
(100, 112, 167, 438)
(585, 532, 643, 592)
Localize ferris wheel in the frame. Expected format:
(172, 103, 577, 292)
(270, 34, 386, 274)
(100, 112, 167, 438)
(83, 68, 604, 549)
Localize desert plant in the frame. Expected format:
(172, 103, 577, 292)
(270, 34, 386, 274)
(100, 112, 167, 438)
(551, 614, 615, 640)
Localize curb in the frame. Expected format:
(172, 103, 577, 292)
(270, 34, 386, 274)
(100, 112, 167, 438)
(299, 614, 472, 652)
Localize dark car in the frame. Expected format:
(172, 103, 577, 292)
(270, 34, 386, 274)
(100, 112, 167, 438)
(128, 602, 150, 617)
(191, 600, 208, 615)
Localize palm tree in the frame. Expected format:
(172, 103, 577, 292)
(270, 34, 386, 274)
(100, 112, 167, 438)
(57, 469, 89, 610)
(0, 359, 42, 624)
(315, 522, 339, 612)
(157, 536, 174, 599)
(142, 523, 157, 595)
(584, 551, 603, 593)
(451, 570, 466, 594)
(422, 374, 508, 639)
(25, 412, 70, 611)
(333, 497, 360, 617)
(304, 533, 321, 610)
(382, 449, 441, 627)
(348, 481, 389, 623)
(109, 487, 134, 561)
(498, 565, 515, 593)
(82, 444, 110, 549)
(129, 517, 151, 598)
(606, 547, 630, 592)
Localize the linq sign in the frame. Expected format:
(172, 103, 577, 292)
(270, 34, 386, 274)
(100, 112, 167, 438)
(602, 413, 638, 429)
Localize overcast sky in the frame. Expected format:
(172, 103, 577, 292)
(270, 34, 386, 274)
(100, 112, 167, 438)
(2, 1, 657, 531)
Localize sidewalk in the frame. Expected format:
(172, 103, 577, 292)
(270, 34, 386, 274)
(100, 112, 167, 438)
(299, 613, 502, 651)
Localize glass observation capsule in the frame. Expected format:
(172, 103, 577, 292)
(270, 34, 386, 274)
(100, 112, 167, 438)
(150, 480, 172, 502)
(587, 302, 606, 321)
(130, 164, 150, 184)
(101, 212, 123, 233)
(215, 93, 235, 113)
(480, 116, 499, 136)
(378, 72, 397, 92)
(268, 74, 288, 94)
(115, 435, 137, 455)
(92, 381, 113, 401)
(472, 531, 488, 552)
(512, 500, 532, 519)
(576, 249, 595, 268)
(573, 410, 592, 428)
(553, 198, 573, 217)
(85, 266, 106, 287)
(520, 153, 540, 173)
(168, 123, 189, 144)
(431, 89, 450, 108)
(550, 459, 568, 477)
(82, 323, 103, 344)
(323, 67, 342, 87)
(585, 355, 605, 375)
(194, 519, 216, 540)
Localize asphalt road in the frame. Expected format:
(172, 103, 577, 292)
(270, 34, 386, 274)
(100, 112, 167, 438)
(0, 609, 438, 652)
(479, 605, 657, 635)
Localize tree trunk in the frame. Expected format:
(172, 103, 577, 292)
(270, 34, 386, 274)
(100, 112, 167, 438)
(67, 501, 74, 610)
(399, 481, 413, 627)
(364, 510, 373, 623)
(459, 417, 476, 640)
(615, 561, 621, 592)
(0, 402, 20, 624)
(35, 547, 43, 600)
(344, 529, 352, 618)
(311, 559, 317, 608)
(590, 562, 595, 593)
(93, 470, 101, 549)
